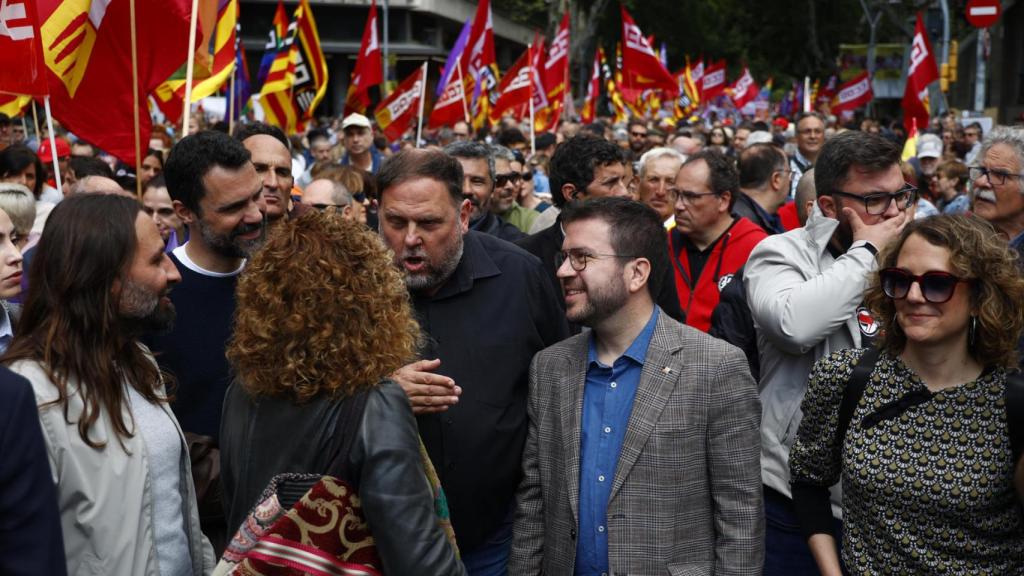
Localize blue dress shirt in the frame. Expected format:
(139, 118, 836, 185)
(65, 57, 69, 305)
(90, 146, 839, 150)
(574, 308, 659, 576)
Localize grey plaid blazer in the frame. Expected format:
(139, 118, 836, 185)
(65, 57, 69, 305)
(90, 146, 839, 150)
(510, 309, 764, 576)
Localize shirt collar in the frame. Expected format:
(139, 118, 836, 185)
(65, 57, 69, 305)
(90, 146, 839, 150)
(587, 307, 660, 367)
(421, 231, 501, 301)
(0, 305, 13, 340)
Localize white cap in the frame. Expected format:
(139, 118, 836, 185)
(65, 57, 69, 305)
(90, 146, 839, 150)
(341, 113, 371, 130)
(917, 134, 942, 159)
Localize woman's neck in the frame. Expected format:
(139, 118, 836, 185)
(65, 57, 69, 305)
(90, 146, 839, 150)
(900, 339, 983, 392)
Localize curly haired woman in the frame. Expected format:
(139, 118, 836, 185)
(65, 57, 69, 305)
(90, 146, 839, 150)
(221, 212, 465, 575)
(790, 214, 1024, 574)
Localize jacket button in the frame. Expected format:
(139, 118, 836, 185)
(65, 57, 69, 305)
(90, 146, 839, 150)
(570, 528, 576, 540)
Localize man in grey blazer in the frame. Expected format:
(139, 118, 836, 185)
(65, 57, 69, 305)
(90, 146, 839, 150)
(511, 197, 764, 575)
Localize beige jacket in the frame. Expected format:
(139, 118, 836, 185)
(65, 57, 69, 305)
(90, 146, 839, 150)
(14, 356, 215, 576)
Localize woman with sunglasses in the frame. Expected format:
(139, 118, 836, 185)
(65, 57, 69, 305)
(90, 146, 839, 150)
(790, 214, 1024, 575)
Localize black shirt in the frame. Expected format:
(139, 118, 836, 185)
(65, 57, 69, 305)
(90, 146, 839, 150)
(413, 231, 568, 552)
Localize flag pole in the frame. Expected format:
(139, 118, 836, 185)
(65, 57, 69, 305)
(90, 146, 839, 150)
(415, 61, 427, 149)
(129, 0, 143, 199)
(42, 97, 62, 194)
(457, 59, 470, 124)
(228, 67, 237, 135)
(528, 44, 535, 155)
(181, 0, 201, 136)
(30, 101, 40, 145)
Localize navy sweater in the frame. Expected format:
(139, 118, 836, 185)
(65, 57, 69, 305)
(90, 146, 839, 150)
(145, 252, 239, 442)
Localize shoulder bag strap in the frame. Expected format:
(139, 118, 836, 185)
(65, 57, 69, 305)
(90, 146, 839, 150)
(836, 347, 881, 458)
(1004, 371, 1024, 503)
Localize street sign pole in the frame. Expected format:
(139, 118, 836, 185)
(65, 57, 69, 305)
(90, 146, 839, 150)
(965, 0, 1000, 112)
(975, 29, 986, 111)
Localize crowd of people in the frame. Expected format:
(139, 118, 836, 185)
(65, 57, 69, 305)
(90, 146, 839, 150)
(0, 103, 1023, 576)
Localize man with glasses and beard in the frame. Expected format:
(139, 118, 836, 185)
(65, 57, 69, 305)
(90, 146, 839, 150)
(744, 130, 913, 575)
(145, 130, 267, 548)
(377, 149, 567, 576)
(510, 197, 763, 575)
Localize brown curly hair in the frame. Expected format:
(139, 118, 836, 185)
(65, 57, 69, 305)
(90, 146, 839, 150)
(864, 214, 1024, 368)
(227, 212, 420, 402)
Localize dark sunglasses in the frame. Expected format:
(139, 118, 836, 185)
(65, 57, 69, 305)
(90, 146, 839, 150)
(494, 172, 522, 187)
(879, 268, 970, 304)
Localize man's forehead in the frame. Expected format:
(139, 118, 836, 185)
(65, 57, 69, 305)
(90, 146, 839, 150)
(244, 135, 290, 162)
(563, 218, 612, 249)
(457, 157, 489, 175)
(202, 163, 260, 201)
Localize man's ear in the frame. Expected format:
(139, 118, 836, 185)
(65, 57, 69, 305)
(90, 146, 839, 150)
(561, 183, 578, 204)
(627, 257, 652, 294)
(172, 199, 195, 226)
(818, 195, 837, 219)
(719, 190, 732, 214)
(458, 198, 471, 233)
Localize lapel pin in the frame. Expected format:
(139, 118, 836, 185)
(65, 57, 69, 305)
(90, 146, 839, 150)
(662, 366, 673, 374)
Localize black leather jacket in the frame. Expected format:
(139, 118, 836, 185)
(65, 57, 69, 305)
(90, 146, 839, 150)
(220, 380, 465, 576)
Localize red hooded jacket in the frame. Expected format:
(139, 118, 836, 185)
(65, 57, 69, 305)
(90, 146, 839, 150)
(668, 217, 767, 332)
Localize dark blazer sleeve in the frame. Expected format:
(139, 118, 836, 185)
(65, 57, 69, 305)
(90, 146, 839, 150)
(657, 258, 686, 324)
(0, 367, 67, 576)
(352, 381, 466, 576)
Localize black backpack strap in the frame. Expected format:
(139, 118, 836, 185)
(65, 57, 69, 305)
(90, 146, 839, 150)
(836, 347, 881, 457)
(1005, 370, 1024, 465)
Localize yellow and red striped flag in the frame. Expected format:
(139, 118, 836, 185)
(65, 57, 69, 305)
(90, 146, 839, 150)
(153, 0, 239, 123)
(260, 0, 328, 134)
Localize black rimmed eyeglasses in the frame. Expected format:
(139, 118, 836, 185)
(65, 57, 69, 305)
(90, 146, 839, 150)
(832, 184, 918, 216)
(555, 249, 639, 272)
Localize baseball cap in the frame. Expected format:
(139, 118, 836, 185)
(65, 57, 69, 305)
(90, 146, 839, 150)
(38, 137, 71, 162)
(916, 134, 942, 159)
(341, 113, 371, 131)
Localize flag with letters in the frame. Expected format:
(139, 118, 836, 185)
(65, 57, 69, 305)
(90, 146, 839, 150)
(0, 0, 47, 96)
(375, 65, 424, 141)
(901, 12, 939, 133)
(344, 0, 381, 116)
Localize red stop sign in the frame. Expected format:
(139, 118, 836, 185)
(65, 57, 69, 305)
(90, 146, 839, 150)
(966, 0, 1001, 28)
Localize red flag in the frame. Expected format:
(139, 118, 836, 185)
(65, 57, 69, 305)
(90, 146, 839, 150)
(620, 7, 677, 93)
(428, 61, 467, 129)
(817, 74, 838, 104)
(581, 49, 601, 124)
(460, 0, 498, 127)
(345, 0, 382, 115)
(728, 67, 758, 109)
(902, 12, 939, 133)
(0, 0, 47, 96)
(542, 13, 570, 102)
(38, 0, 195, 164)
(374, 65, 424, 142)
(830, 71, 873, 114)
(490, 46, 533, 122)
(701, 59, 726, 101)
